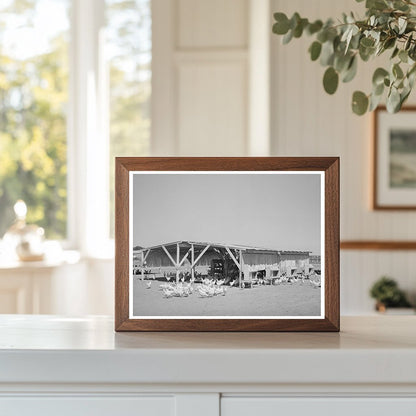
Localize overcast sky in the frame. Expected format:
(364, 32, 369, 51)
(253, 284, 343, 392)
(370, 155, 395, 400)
(132, 173, 322, 254)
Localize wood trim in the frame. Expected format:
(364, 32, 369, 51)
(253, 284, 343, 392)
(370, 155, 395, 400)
(114, 160, 130, 330)
(373, 106, 416, 210)
(341, 240, 416, 250)
(325, 157, 340, 332)
(115, 157, 340, 332)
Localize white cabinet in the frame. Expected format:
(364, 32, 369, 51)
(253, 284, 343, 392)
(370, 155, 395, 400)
(1, 397, 175, 416)
(1, 316, 416, 416)
(222, 398, 416, 416)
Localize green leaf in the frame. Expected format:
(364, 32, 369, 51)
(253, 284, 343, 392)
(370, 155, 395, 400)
(372, 68, 389, 86)
(374, 82, 385, 96)
(383, 37, 396, 50)
(320, 40, 335, 66)
(341, 25, 359, 53)
(387, 87, 401, 113)
(369, 92, 383, 111)
(352, 91, 369, 115)
(359, 46, 374, 62)
(360, 37, 375, 49)
(290, 12, 301, 30)
(396, 80, 404, 89)
(349, 33, 361, 49)
(342, 56, 358, 83)
(282, 29, 293, 44)
(323, 67, 339, 95)
(333, 35, 341, 51)
(359, 38, 376, 61)
(366, 0, 388, 10)
(408, 68, 416, 88)
(399, 49, 408, 63)
(317, 30, 328, 43)
(273, 13, 290, 35)
(393, 0, 410, 11)
(408, 63, 416, 78)
(334, 52, 350, 72)
(293, 18, 308, 38)
(400, 88, 411, 106)
(307, 20, 323, 35)
(325, 27, 338, 42)
(309, 41, 322, 61)
(391, 47, 399, 59)
(393, 63, 404, 79)
(409, 45, 416, 61)
(405, 34, 413, 51)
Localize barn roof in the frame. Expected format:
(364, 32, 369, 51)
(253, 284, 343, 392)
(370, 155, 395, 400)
(132, 241, 311, 255)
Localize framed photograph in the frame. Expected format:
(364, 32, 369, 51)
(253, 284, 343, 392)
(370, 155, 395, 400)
(115, 157, 339, 332)
(374, 106, 416, 209)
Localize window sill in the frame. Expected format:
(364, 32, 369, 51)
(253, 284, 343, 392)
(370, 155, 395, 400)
(0, 250, 81, 271)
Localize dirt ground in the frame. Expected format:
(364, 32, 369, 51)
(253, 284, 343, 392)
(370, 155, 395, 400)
(132, 279, 321, 317)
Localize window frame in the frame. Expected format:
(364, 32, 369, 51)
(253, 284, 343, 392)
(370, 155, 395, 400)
(67, 0, 112, 257)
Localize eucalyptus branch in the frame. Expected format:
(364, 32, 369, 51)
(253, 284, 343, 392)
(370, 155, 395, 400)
(272, 0, 416, 115)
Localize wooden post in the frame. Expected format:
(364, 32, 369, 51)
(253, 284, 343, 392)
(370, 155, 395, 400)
(239, 249, 242, 288)
(191, 244, 195, 283)
(191, 244, 210, 268)
(162, 245, 176, 266)
(176, 243, 180, 283)
(141, 251, 144, 280)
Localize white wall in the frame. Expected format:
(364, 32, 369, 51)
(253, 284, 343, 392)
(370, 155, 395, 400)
(271, 0, 416, 313)
(152, 0, 262, 156)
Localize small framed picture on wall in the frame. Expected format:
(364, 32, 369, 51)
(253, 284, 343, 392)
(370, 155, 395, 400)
(374, 106, 416, 209)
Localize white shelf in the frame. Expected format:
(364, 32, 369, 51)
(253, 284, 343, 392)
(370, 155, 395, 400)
(0, 315, 416, 387)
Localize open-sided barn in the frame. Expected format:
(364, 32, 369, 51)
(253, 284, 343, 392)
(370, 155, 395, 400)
(133, 241, 315, 287)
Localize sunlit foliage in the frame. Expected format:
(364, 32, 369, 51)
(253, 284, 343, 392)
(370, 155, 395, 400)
(0, 1, 69, 237)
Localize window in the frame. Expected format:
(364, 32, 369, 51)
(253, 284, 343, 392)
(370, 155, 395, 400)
(0, 0, 70, 239)
(0, 0, 151, 251)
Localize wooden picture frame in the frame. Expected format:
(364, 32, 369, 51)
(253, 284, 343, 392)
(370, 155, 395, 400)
(373, 106, 416, 210)
(115, 157, 339, 332)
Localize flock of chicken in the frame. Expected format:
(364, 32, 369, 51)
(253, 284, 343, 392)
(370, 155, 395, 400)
(151, 278, 228, 298)
(142, 273, 321, 299)
(268, 273, 321, 288)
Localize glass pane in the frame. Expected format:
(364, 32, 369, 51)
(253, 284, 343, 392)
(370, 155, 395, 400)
(0, 0, 70, 239)
(106, 0, 151, 237)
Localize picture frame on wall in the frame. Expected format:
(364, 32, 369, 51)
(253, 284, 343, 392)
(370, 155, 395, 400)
(115, 157, 340, 332)
(374, 106, 416, 210)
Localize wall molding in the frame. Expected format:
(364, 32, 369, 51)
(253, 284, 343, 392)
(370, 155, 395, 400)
(340, 241, 416, 250)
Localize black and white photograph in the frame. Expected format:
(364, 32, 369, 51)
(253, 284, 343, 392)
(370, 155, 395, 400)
(129, 172, 324, 319)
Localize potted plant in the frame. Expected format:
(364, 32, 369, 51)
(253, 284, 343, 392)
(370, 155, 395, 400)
(369, 276, 413, 312)
(272, 0, 416, 115)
